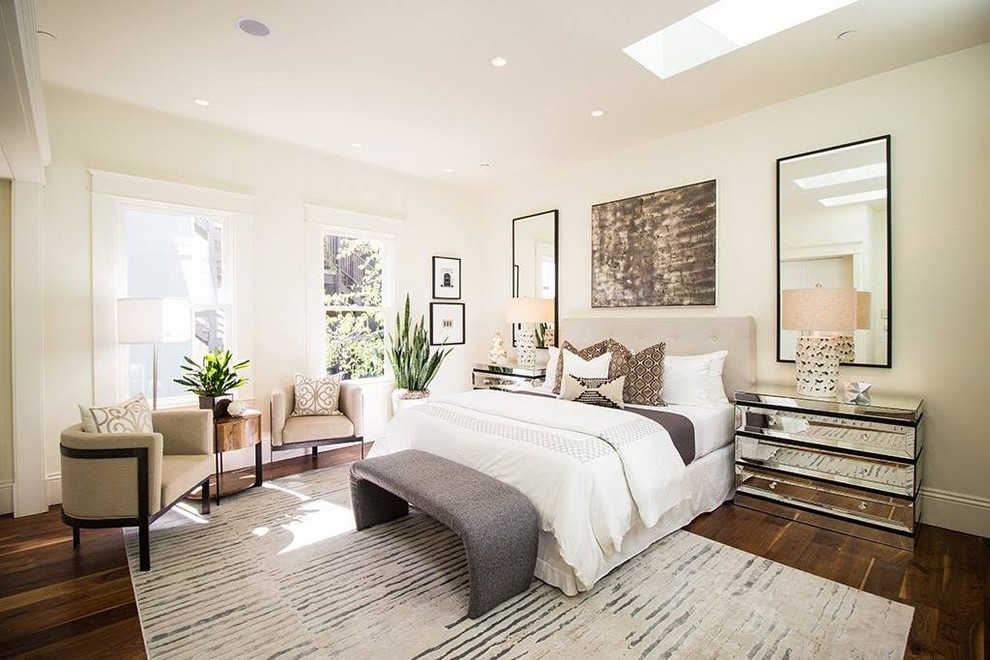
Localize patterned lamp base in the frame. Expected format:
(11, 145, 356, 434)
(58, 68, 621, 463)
(795, 336, 840, 398)
(516, 326, 537, 366)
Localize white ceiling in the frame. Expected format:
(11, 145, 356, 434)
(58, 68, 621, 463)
(35, 0, 990, 189)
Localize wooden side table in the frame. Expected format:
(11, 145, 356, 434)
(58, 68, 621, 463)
(214, 409, 262, 504)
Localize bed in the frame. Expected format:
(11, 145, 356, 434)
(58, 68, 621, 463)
(369, 317, 756, 595)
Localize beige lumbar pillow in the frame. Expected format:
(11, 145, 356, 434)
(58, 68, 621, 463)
(560, 374, 625, 409)
(292, 373, 343, 416)
(79, 394, 154, 433)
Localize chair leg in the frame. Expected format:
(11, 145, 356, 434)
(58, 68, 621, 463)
(72, 526, 80, 548)
(201, 479, 211, 515)
(139, 518, 151, 571)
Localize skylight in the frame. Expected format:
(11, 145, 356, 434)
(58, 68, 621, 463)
(794, 163, 887, 190)
(818, 189, 887, 207)
(623, 0, 862, 80)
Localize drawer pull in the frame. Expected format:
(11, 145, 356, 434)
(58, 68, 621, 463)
(768, 481, 778, 490)
(858, 502, 867, 510)
(860, 432, 870, 440)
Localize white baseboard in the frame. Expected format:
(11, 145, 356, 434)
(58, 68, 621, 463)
(46, 472, 61, 507)
(920, 486, 990, 538)
(0, 480, 12, 515)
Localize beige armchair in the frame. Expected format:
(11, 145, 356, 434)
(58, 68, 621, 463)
(60, 409, 214, 571)
(268, 381, 365, 474)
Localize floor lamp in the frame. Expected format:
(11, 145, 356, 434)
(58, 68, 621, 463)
(782, 287, 857, 398)
(117, 298, 191, 409)
(506, 297, 554, 367)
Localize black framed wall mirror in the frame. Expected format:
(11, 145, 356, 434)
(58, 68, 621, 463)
(511, 209, 558, 348)
(777, 135, 892, 367)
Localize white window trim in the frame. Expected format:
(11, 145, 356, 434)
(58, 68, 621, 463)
(304, 204, 403, 380)
(90, 170, 255, 406)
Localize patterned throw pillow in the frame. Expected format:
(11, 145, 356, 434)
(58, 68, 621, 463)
(79, 394, 154, 433)
(553, 339, 614, 394)
(609, 341, 667, 406)
(561, 374, 625, 409)
(292, 373, 343, 416)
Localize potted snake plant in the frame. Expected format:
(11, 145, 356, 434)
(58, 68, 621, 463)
(388, 294, 453, 414)
(174, 348, 250, 417)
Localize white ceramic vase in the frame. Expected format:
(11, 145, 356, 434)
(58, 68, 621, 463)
(391, 388, 431, 416)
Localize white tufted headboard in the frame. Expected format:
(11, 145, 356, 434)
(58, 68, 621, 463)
(560, 317, 756, 401)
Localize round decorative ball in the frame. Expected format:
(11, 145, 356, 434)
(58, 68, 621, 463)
(227, 400, 247, 417)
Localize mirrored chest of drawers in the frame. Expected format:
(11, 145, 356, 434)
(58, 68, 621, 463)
(733, 386, 924, 550)
(472, 363, 546, 391)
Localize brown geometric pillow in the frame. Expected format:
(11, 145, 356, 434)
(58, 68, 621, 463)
(609, 341, 667, 406)
(553, 339, 611, 394)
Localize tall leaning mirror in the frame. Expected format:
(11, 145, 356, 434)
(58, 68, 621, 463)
(511, 209, 558, 349)
(777, 135, 891, 368)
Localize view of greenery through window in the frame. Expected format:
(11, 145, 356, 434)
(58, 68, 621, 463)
(324, 234, 385, 378)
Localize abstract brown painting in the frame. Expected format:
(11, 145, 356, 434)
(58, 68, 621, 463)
(592, 179, 716, 307)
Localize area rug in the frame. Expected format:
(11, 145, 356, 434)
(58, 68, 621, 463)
(125, 464, 913, 659)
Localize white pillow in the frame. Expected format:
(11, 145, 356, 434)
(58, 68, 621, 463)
(558, 350, 612, 399)
(663, 350, 729, 406)
(78, 394, 154, 433)
(544, 347, 560, 386)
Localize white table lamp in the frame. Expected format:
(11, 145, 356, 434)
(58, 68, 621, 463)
(117, 298, 191, 409)
(505, 297, 554, 367)
(783, 288, 857, 397)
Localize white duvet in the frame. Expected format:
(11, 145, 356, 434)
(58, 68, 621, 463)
(368, 389, 690, 591)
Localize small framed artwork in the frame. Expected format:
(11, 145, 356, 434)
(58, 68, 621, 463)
(432, 256, 461, 299)
(429, 302, 465, 346)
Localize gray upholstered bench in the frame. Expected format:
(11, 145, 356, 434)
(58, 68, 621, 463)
(349, 449, 539, 618)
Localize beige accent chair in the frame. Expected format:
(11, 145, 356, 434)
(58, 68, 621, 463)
(268, 381, 365, 472)
(60, 409, 214, 571)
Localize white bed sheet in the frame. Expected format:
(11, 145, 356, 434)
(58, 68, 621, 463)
(536, 442, 735, 595)
(523, 383, 734, 461)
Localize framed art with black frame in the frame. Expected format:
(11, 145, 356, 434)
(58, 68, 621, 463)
(429, 302, 465, 346)
(432, 256, 461, 299)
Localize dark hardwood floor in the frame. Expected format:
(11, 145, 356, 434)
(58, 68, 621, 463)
(1, 446, 986, 659)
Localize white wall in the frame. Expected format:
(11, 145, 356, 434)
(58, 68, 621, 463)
(478, 44, 990, 537)
(36, 86, 483, 504)
(0, 179, 12, 513)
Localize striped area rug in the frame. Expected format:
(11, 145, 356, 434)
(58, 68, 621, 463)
(125, 464, 913, 659)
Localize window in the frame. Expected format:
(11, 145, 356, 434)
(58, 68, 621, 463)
(90, 170, 254, 407)
(119, 204, 234, 405)
(323, 233, 387, 379)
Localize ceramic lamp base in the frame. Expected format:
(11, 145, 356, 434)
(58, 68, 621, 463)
(795, 335, 840, 398)
(516, 327, 537, 366)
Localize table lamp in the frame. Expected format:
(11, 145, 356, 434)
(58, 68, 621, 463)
(505, 297, 554, 367)
(117, 298, 191, 409)
(836, 290, 872, 363)
(782, 287, 857, 397)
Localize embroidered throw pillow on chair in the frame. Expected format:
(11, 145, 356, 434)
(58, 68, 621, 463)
(292, 373, 344, 416)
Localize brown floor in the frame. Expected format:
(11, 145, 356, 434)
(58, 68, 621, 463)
(1, 446, 986, 659)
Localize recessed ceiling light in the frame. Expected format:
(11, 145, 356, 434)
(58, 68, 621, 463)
(194, 98, 210, 106)
(36, 30, 56, 40)
(442, 168, 454, 173)
(590, 110, 605, 117)
(794, 163, 885, 190)
(351, 142, 363, 148)
(837, 29, 858, 41)
(818, 189, 887, 207)
(237, 17, 271, 37)
(624, 0, 861, 79)
(490, 56, 507, 67)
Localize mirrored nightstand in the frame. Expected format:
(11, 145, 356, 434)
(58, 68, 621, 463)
(472, 363, 546, 391)
(733, 385, 924, 550)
